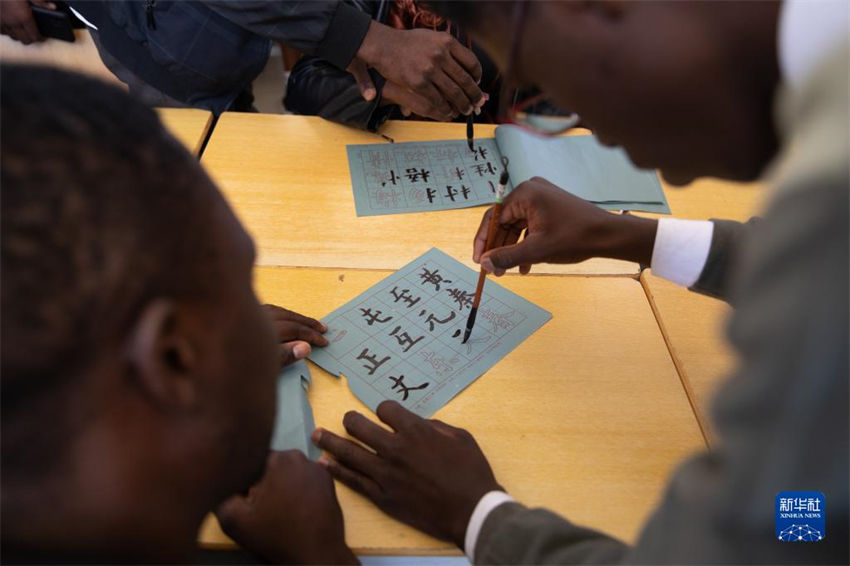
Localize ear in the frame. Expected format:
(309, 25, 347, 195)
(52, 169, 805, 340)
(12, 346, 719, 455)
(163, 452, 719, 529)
(123, 298, 201, 411)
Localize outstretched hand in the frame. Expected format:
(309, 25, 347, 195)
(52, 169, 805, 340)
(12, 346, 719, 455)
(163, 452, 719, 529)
(312, 401, 501, 549)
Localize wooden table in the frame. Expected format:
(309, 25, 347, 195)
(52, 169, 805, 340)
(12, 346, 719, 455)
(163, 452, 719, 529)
(200, 114, 639, 275)
(157, 108, 214, 156)
(0, 30, 121, 86)
(195, 113, 771, 555)
(638, 178, 766, 444)
(199, 266, 706, 554)
(637, 176, 766, 222)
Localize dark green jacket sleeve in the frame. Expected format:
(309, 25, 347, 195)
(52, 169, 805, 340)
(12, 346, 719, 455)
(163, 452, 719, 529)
(475, 503, 629, 565)
(688, 218, 760, 303)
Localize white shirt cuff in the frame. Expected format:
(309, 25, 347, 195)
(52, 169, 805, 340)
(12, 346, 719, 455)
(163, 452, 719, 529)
(464, 491, 515, 563)
(650, 218, 714, 287)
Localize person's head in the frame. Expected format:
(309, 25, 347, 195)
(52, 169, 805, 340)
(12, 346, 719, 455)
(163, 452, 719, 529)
(434, 0, 781, 185)
(1, 65, 279, 536)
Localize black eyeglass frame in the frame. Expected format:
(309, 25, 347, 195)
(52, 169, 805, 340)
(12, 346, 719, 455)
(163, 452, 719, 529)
(496, 1, 581, 135)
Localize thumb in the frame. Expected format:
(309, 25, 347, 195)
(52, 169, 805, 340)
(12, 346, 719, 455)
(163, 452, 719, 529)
(481, 237, 542, 276)
(347, 59, 377, 102)
(279, 341, 311, 368)
(215, 494, 251, 537)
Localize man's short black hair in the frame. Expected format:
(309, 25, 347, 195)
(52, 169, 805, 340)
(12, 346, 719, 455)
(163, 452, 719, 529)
(1, 64, 222, 479)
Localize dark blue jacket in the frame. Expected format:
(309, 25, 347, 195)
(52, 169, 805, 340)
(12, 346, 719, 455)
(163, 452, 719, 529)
(71, 1, 371, 114)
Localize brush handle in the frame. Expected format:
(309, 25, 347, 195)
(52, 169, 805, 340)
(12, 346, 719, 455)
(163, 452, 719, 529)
(485, 202, 503, 248)
(472, 201, 503, 309)
(472, 270, 487, 310)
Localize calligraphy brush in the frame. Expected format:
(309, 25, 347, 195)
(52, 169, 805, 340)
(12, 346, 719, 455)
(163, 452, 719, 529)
(462, 157, 510, 344)
(465, 29, 475, 153)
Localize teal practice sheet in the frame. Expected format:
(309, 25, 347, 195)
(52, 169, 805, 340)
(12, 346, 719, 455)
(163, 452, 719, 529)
(496, 126, 670, 214)
(347, 138, 505, 215)
(270, 360, 320, 460)
(346, 126, 670, 216)
(309, 248, 552, 417)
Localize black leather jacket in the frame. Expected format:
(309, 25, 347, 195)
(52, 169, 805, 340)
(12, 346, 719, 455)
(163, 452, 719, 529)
(285, 0, 390, 131)
(285, 0, 500, 132)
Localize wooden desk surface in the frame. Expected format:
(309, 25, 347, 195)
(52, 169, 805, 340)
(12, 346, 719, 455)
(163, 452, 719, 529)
(200, 114, 638, 276)
(641, 272, 735, 446)
(199, 266, 706, 554)
(639, 180, 764, 444)
(157, 108, 213, 156)
(639, 176, 766, 221)
(0, 31, 120, 86)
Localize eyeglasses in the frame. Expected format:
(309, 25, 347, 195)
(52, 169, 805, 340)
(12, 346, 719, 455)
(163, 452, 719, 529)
(496, 1, 581, 135)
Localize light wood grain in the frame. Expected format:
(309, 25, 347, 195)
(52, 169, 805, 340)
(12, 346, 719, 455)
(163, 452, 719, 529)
(640, 272, 736, 446)
(0, 36, 212, 156)
(200, 113, 639, 275)
(0, 30, 120, 85)
(638, 179, 763, 445)
(157, 108, 213, 157)
(199, 267, 706, 554)
(637, 176, 767, 221)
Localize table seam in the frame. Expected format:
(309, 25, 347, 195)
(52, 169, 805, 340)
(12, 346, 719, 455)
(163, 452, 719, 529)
(638, 271, 714, 450)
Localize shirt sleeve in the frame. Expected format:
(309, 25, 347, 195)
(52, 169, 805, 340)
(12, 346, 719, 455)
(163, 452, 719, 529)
(205, 1, 372, 70)
(464, 490, 516, 562)
(314, 2, 372, 70)
(649, 218, 714, 287)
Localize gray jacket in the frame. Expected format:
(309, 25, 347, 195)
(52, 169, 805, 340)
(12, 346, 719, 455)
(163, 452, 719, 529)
(475, 41, 849, 565)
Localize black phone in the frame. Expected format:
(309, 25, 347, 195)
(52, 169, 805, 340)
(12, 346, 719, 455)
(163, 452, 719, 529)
(31, 5, 76, 43)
